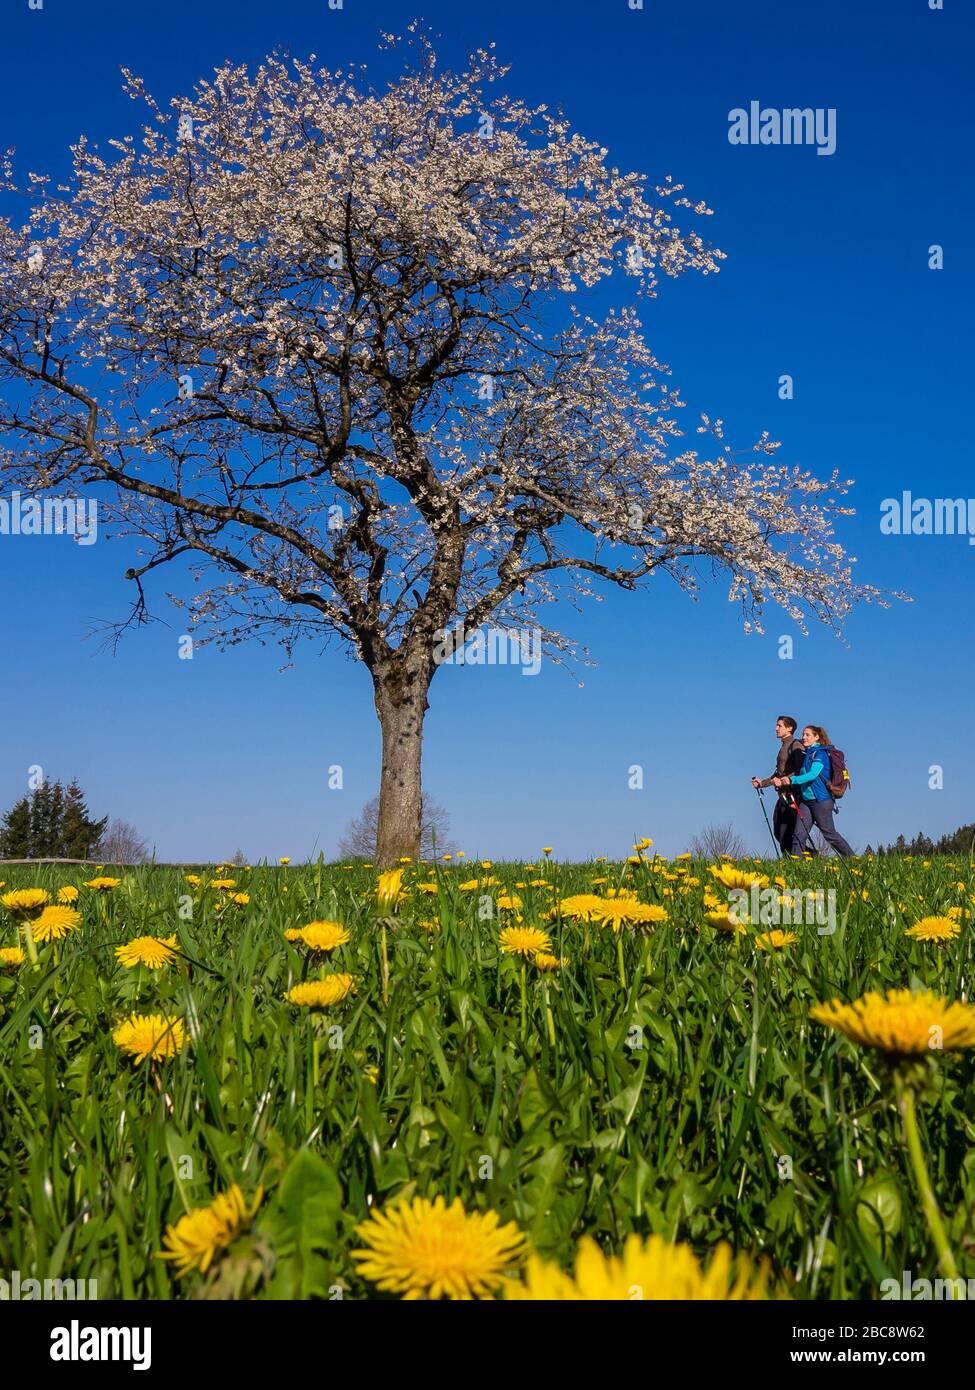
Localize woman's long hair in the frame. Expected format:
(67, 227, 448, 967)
(805, 724, 830, 745)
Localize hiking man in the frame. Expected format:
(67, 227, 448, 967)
(773, 724, 854, 857)
(752, 715, 807, 857)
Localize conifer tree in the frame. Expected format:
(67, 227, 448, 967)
(27, 780, 64, 857)
(62, 780, 108, 860)
(0, 794, 32, 857)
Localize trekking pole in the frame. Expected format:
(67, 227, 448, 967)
(755, 786, 780, 855)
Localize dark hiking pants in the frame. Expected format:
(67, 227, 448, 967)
(792, 799, 854, 857)
(772, 799, 799, 856)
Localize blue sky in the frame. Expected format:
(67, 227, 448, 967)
(1, 0, 972, 861)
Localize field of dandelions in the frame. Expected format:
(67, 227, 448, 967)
(1, 846, 974, 1300)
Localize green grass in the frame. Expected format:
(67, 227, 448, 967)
(1, 852, 973, 1299)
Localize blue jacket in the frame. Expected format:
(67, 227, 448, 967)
(789, 744, 832, 802)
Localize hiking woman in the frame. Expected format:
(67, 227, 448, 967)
(773, 724, 854, 857)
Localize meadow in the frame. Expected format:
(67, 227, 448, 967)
(1, 848, 973, 1300)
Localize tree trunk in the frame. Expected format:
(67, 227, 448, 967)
(374, 662, 431, 866)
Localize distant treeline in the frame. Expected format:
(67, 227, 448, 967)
(866, 822, 975, 857)
(0, 781, 106, 860)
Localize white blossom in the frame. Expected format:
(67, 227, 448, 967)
(0, 37, 889, 679)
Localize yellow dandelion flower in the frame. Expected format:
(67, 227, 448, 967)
(31, 905, 82, 943)
(283, 927, 304, 942)
(57, 885, 80, 904)
(811, 989, 975, 1055)
(84, 877, 122, 891)
(706, 911, 749, 936)
(157, 1185, 263, 1276)
(279, 857, 291, 865)
(352, 1195, 525, 1300)
(185, 874, 201, 887)
(285, 975, 356, 1008)
(534, 953, 569, 971)
(113, 1014, 187, 1065)
(495, 894, 522, 912)
(208, 878, 237, 891)
(115, 935, 179, 969)
(906, 916, 960, 944)
(2, 888, 49, 915)
(376, 868, 405, 910)
(416, 918, 440, 933)
(755, 930, 797, 950)
(506, 1234, 776, 1301)
(592, 899, 668, 933)
(498, 925, 552, 958)
(415, 881, 439, 895)
(0, 946, 25, 968)
(556, 893, 604, 921)
(297, 920, 350, 952)
(709, 865, 770, 891)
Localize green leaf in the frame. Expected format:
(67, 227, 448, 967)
(855, 1173, 902, 1256)
(267, 1149, 342, 1298)
(518, 1067, 550, 1135)
(277, 1149, 342, 1247)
